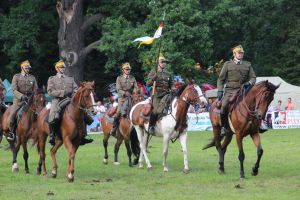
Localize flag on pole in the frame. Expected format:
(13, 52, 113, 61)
(133, 22, 164, 48)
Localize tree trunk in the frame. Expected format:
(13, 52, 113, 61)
(57, 0, 85, 83)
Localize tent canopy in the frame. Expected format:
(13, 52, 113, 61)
(3, 79, 52, 103)
(205, 76, 300, 110)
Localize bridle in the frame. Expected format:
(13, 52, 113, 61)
(77, 86, 96, 113)
(178, 85, 200, 106)
(241, 86, 274, 120)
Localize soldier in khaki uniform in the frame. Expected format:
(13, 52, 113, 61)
(110, 62, 139, 136)
(47, 60, 93, 145)
(147, 55, 173, 135)
(7, 60, 38, 141)
(217, 45, 256, 133)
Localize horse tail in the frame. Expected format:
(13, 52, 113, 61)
(202, 137, 215, 150)
(130, 128, 140, 158)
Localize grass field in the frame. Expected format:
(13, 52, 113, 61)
(0, 129, 299, 200)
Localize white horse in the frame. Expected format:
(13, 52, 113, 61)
(129, 84, 206, 173)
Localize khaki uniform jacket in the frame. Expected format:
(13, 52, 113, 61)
(8, 73, 38, 124)
(116, 74, 139, 116)
(217, 60, 256, 113)
(47, 74, 78, 122)
(147, 68, 172, 114)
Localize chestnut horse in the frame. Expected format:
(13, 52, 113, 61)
(49, 81, 96, 182)
(101, 89, 143, 166)
(1, 89, 46, 173)
(203, 80, 279, 178)
(130, 84, 207, 173)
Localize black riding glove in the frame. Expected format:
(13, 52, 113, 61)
(21, 96, 29, 102)
(217, 91, 223, 101)
(243, 81, 251, 89)
(64, 90, 72, 97)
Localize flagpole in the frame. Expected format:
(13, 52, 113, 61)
(151, 11, 166, 99)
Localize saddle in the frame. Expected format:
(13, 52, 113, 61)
(16, 104, 29, 124)
(51, 98, 71, 124)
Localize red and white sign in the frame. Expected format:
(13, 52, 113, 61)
(272, 110, 300, 129)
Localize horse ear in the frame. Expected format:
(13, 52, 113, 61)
(91, 81, 95, 87)
(275, 83, 281, 90)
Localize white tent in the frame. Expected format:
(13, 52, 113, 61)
(205, 76, 300, 110)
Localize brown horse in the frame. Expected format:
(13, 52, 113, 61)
(0, 89, 46, 173)
(130, 84, 206, 173)
(203, 80, 279, 178)
(48, 81, 96, 182)
(101, 89, 143, 166)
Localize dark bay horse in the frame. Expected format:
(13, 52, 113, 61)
(101, 89, 143, 166)
(130, 84, 206, 173)
(0, 85, 6, 143)
(1, 89, 46, 173)
(49, 81, 96, 182)
(203, 80, 279, 178)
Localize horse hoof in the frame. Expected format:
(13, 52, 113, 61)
(138, 164, 144, 169)
(163, 167, 169, 172)
(129, 163, 133, 167)
(183, 168, 189, 174)
(25, 169, 30, 174)
(147, 166, 153, 171)
(43, 172, 47, 176)
(218, 168, 225, 174)
(12, 163, 19, 173)
(114, 162, 120, 166)
(36, 168, 41, 175)
(133, 159, 139, 165)
(251, 167, 258, 176)
(67, 173, 74, 182)
(103, 159, 108, 165)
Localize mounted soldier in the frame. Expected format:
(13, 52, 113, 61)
(217, 45, 258, 134)
(110, 62, 140, 136)
(147, 55, 173, 135)
(7, 60, 38, 141)
(47, 60, 93, 145)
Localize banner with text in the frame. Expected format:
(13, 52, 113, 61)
(272, 110, 300, 129)
(187, 112, 212, 131)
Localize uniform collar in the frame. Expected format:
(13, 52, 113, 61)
(123, 74, 129, 79)
(21, 72, 29, 77)
(158, 68, 164, 72)
(57, 73, 65, 78)
(233, 58, 242, 65)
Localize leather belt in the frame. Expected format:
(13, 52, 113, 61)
(227, 80, 239, 83)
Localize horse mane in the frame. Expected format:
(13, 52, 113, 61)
(176, 84, 188, 97)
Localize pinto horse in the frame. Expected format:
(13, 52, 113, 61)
(101, 89, 143, 166)
(49, 81, 96, 182)
(1, 89, 46, 173)
(130, 84, 207, 173)
(203, 80, 279, 178)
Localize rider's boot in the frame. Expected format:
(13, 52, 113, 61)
(80, 134, 94, 145)
(220, 113, 229, 136)
(7, 120, 16, 141)
(48, 122, 56, 146)
(148, 113, 157, 135)
(110, 115, 120, 137)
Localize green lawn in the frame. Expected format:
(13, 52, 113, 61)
(0, 129, 299, 200)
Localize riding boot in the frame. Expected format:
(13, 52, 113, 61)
(220, 113, 229, 136)
(110, 115, 120, 137)
(259, 120, 268, 134)
(49, 123, 56, 146)
(148, 113, 157, 135)
(80, 134, 94, 145)
(7, 120, 16, 141)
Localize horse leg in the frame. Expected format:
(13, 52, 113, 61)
(22, 141, 29, 174)
(250, 133, 263, 176)
(124, 139, 132, 167)
(213, 127, 225, 174)
(162, 135, 170, 172)
(37, 134, 47, 176)
(50, 139, 63, 178)
(63, 138, 76, 182)
(135, 127, 151, 169)
(219, 133, 233, 174)
(11, 140, 20, 173)
(236, 134, 245, 179)
(102, 133, 110, 164)
(113, 138, 122, 165)
(179, 132, 189, 174)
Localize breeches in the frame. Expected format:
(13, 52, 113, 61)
(8, 101, 22, 125)
(49, 102, 59, 123)
(152, 96, 163, 115)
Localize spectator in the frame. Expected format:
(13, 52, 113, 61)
(96, 100, 106, 114)
(274, 100, 283, 111)
(285, 97, 294, 111)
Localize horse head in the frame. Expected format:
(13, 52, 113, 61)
(74, 81, 97, 114)
(247, 80, 280, 120)
(179, 84, 207, 107)
(27, 89, 46, 115)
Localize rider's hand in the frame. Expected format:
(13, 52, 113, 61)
(124, 91, 130, 97)
(21, 96, 29, 102)
(217, 91, 223, 101)
(244, 81, 251, 89)
(64, 90, 72, 97)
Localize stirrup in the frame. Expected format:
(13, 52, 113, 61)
(148, 126, 155, 135)
(49, 137, 55, 146)
(220, 127, 225, 136)
(6, 132, 15, 141)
